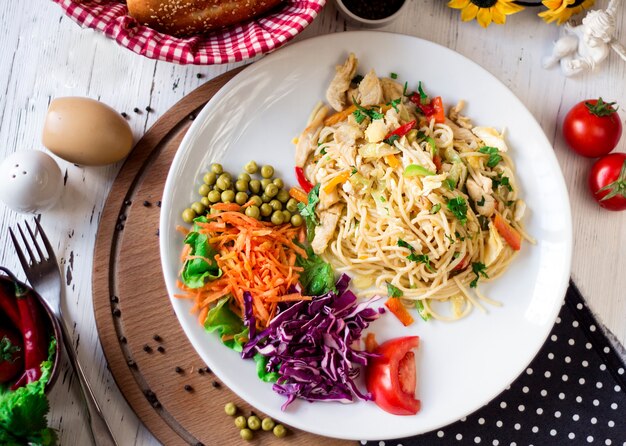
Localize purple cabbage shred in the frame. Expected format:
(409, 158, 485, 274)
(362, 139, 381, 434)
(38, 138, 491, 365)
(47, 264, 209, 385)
(242, 274, 382, 410)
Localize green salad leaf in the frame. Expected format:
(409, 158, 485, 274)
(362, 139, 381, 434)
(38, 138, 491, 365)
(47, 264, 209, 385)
(204, 297, 248, 352)
(297, 184, 321, 243)
(253, 354, 279, 383)
(181, 217, 222, 288)
(296, 244, 335, 296)
(0, 338, 58, 446)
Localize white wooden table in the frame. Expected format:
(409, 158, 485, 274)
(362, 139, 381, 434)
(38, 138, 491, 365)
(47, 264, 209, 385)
(0, 1, 624, 444)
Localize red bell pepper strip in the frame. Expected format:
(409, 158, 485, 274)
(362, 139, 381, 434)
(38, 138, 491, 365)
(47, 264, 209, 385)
(0, 268, 49, 390)
(295, 167, 314, 193)
(433, 154, 442, 173)
(410, 95, 446, 124)
(384, 119, 416, 140)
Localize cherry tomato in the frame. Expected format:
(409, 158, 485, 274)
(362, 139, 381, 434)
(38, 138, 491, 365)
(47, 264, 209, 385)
(0, 326, 24, 383)
(563, 98, 622, 158)
(365, 336, 420, 415)
(588, 153, 626, 211)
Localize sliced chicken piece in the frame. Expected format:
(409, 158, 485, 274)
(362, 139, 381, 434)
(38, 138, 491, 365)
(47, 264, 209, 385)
(295, 105, 329, 167)
(514, 200, 526, 221)
(449, 100, 473, 129)
(334, 123, 363, 147)
(326, 53, 358, 112)
(380, 77, 404, 103)
(472, 126, 509, 152)
(365, 119, 388, 143)
(358, 70, 384, 107)
(466, 178, 496, 217)
(445, 118, 477, 143)
(318, 186, 340, 210)
(311, 205, 342, 254)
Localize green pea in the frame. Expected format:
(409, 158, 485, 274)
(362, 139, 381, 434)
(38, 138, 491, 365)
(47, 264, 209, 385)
(282, 210, 291, 222)
(235, 192, 248, 205)
(286, 198, 299, 213)
(221, 190, 235, 203)
(272, 178, 284, 189)
(235, 180, 249, 192)
(210, 163, 223, 175)
(261, 417, 275, 432)
(244, 161, 258, 174)
(290, 214, 304, 227)
(203, 172, 217, 185)
(238, 172, 251, 182)
(191, 202, 205, 215)
(234, 416, 247, 429)
(249, 180, 261, 194)
(261, 193, 272, 203)
(277, 189, 290, 203)
(224, 402, 237, 416)
(208, 190, 221, 203)
(248, 195, 263, 207)
(269, 200, 283, 211)
(261, 165, 274, 179)
(200, 197, 210, 208)
(261, 178, 272, 188)
(182, 208, 196, 224)
(216, 175, 232, 191)
(247, 416, 261, 431)
(270, 211, 285, 225)
(260, 203, 272, 217)
(264, 183, 279, 198)
(273, 424, 287, 438)
(245, 205, 261, 219)
(240, 428, 253, 441)
(198, 184, 211, 197)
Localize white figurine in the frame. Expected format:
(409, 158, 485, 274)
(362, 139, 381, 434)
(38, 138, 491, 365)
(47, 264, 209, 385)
(543, 0, 626, 76)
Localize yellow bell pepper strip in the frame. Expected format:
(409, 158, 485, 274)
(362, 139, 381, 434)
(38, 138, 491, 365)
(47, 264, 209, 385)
(322, 171, 351, 194)
(384, 155, 400, 168)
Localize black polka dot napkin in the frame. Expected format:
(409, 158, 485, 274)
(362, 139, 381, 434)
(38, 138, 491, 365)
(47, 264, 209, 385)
(364, 282, 626, 446)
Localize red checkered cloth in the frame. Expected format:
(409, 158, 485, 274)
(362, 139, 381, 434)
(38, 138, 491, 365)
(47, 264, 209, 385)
(52, 0, 326, 65)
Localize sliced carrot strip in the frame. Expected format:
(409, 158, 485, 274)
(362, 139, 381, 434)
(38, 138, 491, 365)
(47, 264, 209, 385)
(385, 297, 414, 326)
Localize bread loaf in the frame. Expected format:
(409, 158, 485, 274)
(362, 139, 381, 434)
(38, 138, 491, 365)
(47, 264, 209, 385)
(127, 0, 284, 36)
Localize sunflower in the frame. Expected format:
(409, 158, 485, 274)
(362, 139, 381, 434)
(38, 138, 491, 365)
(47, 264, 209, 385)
(539, 0, 596, 25)
(448, 0, 525, 28)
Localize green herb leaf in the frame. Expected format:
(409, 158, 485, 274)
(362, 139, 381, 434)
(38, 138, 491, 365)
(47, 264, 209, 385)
(404, 164, 435, 177)
(0, 338, 58, 446)
(390, 72, 398, 80)
(444, 178, 456, 190)
(417, 81, 429, 105)
(430, 203, 441, 214)
(297, 184, 321, 243)
(296, 244, 336, 296)
(470, 262, 489, 288)
(397, 239, 415, 251)
(320, 147, 327, 155)
(387, 97, 401, 113)
(383, 134, 399, 146)
(351, 166, 358, 175)
(407, 253, 435, 272)
(402, 81, 409, 97)
(353, 98, 384, 121)
(181, 218, 222, 288)
(386, 282, 403, 298)
(445, 234, 456, 244)
(478, 146, 503, 168)
(477, 196, 485, 207)
(447, 197, 468, 225)
(416, 300, 431, 321)
(493, 175, 513, 192)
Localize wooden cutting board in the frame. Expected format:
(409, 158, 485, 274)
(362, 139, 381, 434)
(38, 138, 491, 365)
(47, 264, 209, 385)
(92, 69, 351, 446)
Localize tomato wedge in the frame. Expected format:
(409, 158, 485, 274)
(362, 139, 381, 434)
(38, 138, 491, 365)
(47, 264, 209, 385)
(366, 336, 420, 416)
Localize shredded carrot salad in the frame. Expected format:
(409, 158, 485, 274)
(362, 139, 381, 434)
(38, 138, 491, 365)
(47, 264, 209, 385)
(177, 203, 309, 328)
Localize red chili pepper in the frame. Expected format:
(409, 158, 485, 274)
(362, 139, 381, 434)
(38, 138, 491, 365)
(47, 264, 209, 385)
(0, 269, 48, 390)
(0, 284, 21, 329)
(384, 119, 416, 140)
(295, 167, 314, 193)
(410, 95, 446, 124)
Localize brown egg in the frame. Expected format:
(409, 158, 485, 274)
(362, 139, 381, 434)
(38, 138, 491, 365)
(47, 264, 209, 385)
(42, 97, 133, 166)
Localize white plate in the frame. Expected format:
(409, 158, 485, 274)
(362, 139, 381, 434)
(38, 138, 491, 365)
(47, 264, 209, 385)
(160, 32, 572, 441)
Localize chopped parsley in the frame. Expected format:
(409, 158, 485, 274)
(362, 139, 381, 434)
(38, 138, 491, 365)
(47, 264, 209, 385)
(477, 196, 486, 207)
(352, 98, 384, 124)
(493, 175, 513, 192)
(416, 130, 427, 140)
(444, 178, 456, 190)
(470, 262, 489, 288)
(320, 147, 327, 155)
(402, 81, 409, 97)
(478, 146, 503, 168)
(384, 134, 400, 146)
(507, 200, 516, 206)
(390, 72, 398, 80)
(407, 253, 435, 272)
(455, 230, 467, 241)
(379, 196, 386, 203)
(447, 196, 468, 225)
(430, 203, 441, 214)
(397, 239, 414, 250)
(417, 81, 429, 105)
(351, 166, 358, 175)
(445, 234, 456, 244)
(387, 97, 401, 113)
(297, 184, 320, 242)
(386, 282, 403, 298)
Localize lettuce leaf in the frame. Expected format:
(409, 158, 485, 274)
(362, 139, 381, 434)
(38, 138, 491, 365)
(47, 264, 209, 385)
(181, 217, 222, 288)
(296, 244, 335, 296)
(204, 297, 248, 352)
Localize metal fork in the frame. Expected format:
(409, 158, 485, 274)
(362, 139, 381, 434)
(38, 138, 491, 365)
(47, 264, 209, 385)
(10, 218, 118, 446)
